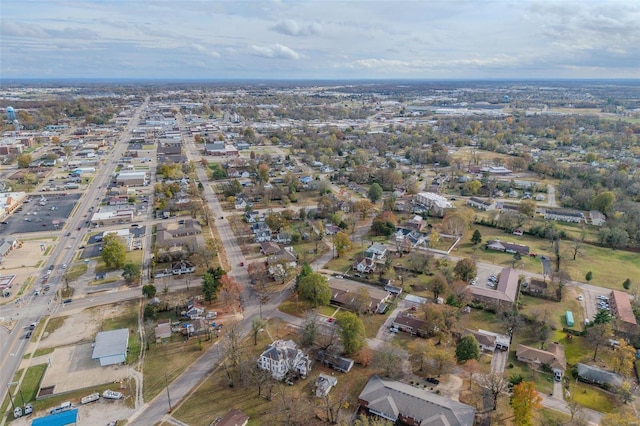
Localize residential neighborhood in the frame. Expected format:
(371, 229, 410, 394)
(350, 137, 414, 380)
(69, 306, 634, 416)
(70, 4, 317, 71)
(1, 79, 640, 426)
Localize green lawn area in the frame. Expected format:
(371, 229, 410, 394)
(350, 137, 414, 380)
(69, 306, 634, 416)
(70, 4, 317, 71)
(458, 307, 504, 333)
(455, 224, 640, 289)
(518, 291, 585, 331)
(143, 335, 216, 401)
(43, 316, 66, 336)
(65, 263, 88, 281)
(538, 408, 571, 425)
(2, 364, 48, 420)
(569, 381, 616, 413)
(504, 355, 555, 395)
(24, 347, 55, 359)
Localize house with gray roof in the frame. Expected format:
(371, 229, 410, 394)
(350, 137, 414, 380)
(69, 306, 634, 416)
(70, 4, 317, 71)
(257, 339, 312, 381)
(358, 375, 476, 426)
(577, 363, 624, 388)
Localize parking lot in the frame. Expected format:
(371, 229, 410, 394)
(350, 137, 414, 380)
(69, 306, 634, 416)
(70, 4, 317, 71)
(0, 193, 81, 235)
(78, 227, 146, 260)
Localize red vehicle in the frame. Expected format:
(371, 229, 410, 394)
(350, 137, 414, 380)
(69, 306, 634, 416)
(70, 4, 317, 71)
(240, 261, 244, 266)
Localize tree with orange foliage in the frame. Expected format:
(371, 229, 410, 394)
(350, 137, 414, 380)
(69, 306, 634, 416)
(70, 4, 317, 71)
(463, 359, 480, 389)
(377, 210, 397, 226)
(511, 381, 542, 426)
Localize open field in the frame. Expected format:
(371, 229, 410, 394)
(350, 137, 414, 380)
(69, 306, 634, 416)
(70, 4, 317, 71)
(569, 381, 616, 413)
(454, 224, 640, 289)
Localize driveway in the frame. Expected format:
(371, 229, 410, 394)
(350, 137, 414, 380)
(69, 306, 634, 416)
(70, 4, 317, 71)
(490, 349, 508, 375)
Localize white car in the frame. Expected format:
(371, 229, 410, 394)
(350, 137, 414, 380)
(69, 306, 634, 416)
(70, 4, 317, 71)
(577, 295, 584, 301)
(24, 404, 33, 415)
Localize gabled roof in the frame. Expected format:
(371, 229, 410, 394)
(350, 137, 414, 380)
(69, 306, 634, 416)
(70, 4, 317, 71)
(516, 343, 566, 371)
(610, 290, 637, 325)
(92, 329, 129, 359)
(469, 267, 519, 304)
(359, 376, 476, 426)
(577, 363, 624, 387)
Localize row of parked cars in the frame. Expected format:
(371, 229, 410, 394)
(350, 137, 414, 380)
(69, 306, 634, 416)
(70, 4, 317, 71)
(596, 294, 610, 311)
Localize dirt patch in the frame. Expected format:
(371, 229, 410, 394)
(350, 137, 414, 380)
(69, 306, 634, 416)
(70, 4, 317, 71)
(40, 304, 131, 348)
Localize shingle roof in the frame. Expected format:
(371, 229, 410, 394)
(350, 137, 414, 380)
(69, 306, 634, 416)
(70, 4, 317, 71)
(359, 376, 475, 426)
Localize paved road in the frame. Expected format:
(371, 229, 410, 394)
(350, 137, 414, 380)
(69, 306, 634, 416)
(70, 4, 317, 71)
(540, 393, 602, 426)
(0, 98, 150, 420)
(547, 183, 557, 207)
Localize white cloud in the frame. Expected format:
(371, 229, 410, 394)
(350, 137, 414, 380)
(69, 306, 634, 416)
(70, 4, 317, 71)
(190, 44, 221, 58)
(249, 43, 300, 60)
(271, 19, 322, 36)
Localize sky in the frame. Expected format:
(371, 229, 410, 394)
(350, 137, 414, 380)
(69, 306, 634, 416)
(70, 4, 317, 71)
(1, 0, 639, 80)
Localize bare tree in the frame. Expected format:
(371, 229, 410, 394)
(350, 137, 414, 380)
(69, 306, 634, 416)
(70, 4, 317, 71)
(318, 384, 354, 424)
(350, 287, 372, 315)
(373, 343, 406, 379)
(568, 238, 585, 261)
(252, 318, 266, 346)
(478, 373, 510, 411)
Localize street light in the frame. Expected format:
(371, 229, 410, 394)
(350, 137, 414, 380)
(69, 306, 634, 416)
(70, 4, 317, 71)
(6, 382, 18, 411)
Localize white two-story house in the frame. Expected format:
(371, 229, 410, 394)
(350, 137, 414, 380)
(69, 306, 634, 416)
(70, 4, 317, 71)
(257, 340, 312, 381)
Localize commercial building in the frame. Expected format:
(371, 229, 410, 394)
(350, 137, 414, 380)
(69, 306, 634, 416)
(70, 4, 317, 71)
(91, 329, 129, 366)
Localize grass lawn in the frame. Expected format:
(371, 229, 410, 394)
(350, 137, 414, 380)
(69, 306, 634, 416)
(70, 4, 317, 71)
(538, 408, 571, 425)
(569, 381, 616, 413)
(458, 307, 504, 333)
(504, 355, 555, 395)
(455, 224, 640, 289)
(3, 364, 48, 420)
(43, 316, 66, 337)
(143, 335, 216, 401)
(65, 263, 88, 281)
(24, 347, 55, 359)
(518, 291, 585, 331)
(173, 320, 373, 426)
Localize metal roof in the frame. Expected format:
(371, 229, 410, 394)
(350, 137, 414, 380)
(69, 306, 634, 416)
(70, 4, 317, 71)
(91, 328, 129, 360)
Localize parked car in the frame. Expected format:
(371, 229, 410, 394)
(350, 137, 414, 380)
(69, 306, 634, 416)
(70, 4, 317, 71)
(426, 377, 440, 385)
(577, 295, 584, 301)
(24, 403, 33, 415)
(25, 331, 32, 339)
(13, 407, 22, 418)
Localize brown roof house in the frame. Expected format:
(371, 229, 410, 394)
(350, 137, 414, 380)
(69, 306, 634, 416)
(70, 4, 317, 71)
(463, 329, 510, 352)
(486, 239, 530, 255)
(358, 376, 476, 426)
(516, 342, 566, 379)
(469, 267, 520, 308)
(392, 314, 430, 337)
(609, 290, 638, 335)
(328, 279, 390, 314)
(217, 409, 249, 426)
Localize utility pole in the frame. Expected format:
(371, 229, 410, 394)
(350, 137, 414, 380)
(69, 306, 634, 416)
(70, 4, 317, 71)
(164, 373, 172, 413)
